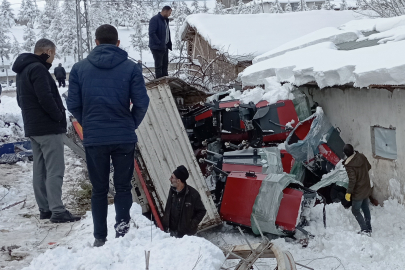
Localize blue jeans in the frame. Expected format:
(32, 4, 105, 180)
(352, 198, 372, 232)
(85, 143, 135, 239)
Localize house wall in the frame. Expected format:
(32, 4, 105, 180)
(189, 33, 241, 86)
(300, 86, 405, 204)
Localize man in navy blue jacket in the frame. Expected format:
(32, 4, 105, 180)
(67, 24, 150, 247)
(149, 6, 172, 79)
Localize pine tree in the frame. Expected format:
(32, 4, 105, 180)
(121, 0, 135, 28)
(0, 19, 11, 67)
(321, 0, 331, 10)
(201, 0, 209, 13)
(0, 0, 15, 28)
(23, 22, 36, 52)
(340, 0, 348, 10)
(10, 35, 22, 59)
(213, 1, 226, 14)
(297, 0, 310, 11)
(270, 0, 284, 13)
(191, 0, 200, 13)
(130, 20, 148, 61)
(18, 0, 38, 24)
(89, 0, 108, 31)
(311, 2, 319, 9)
(38, 0, 59, 39)
(58, 0, 77, 60)
(285, 0, 293, 12)
(236, 0, 248, 13)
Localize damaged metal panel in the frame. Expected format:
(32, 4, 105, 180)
(136, 79, 222, 230)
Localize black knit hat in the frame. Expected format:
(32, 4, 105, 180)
(173, 165, 189, 183)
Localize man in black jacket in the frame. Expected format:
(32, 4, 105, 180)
(149, 6, 172, 79)
(162, 165, 207, 238)
(54, 63, 66, 88)
(12, 39, 80, 223)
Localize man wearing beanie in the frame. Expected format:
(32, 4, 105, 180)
(162, 165, 207, 238)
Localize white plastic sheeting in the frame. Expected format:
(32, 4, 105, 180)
(136, 81, 221, 230)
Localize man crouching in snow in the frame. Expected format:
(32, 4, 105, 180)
(67, 25, 150, 247)
(12, 39, 81, 223)
(162, 165, 207, 238)
(343, 144, 372, 236)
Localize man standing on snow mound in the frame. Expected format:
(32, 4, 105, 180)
(149, 6, 172, 79)
(12, 39, 81, 223)
(162, 165, 207, 238)
(343, 144, 373, 236)
(54, 63, 66, 88)
(67, 24, 150, 247)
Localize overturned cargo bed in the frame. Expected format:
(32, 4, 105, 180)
(135, 78, 222, 231)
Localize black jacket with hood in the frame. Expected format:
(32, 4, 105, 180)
(12, 53, 67, 137)
(162, 184, 207, 238)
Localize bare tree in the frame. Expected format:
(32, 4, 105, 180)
(357, 0, 405, 17)
(170, 40, 253, 92)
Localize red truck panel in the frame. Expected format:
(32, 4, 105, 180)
(280, 150, 294, 174)
(220, 172, 303, 232)
(220, 172, 266, 226)
(222, 164, 262, 173)
(318, 144, 340, 166)
(275, 188, 303, 231)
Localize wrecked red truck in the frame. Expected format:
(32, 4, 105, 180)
(63, 77, 351, 240)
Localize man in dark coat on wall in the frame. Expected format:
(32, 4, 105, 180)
(343, 144, 373, 235)
(12, 39, 80, 223)
(54, 63, 66, 88)
(148, 6, 172, 79)
(67, 24, 150, 247)
(162, 165, 207, 238)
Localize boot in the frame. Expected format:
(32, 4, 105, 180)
(50, 210, 81, 223)
(93, 238, 107, 247)
(40, 211, 52, 219)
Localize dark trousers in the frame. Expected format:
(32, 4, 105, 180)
(85, 143, 135, 239)
(57, 79, 66, 88)
(151, 49, 169, 79)
(352, 198, 372, 232)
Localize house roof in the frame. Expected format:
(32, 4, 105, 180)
(240, 15, 405, 88)
(180, 11, 357, 62)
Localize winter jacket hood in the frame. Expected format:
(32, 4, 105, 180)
(12, 53, 52, 74)
(87, 44, 128, 69)
(344, 152, 369, 168)
(13, 53, 66, 137)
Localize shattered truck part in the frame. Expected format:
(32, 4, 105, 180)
(220, 172, 309, 236)
(285, 107, 345, 178)
(135, 78, 222, 231)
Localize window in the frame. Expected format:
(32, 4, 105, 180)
(371, 126, 397, 160)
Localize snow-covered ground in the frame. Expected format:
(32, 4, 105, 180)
(2, 85, 405, 270)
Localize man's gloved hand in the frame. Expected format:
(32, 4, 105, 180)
(345, 193, 351, 201)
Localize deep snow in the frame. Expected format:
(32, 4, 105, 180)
(241, 15, 405, 88)
(180, 11, 358, 60)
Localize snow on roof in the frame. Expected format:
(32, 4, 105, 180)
(240, 15, 405, 88)
(180, 11, 357, 60)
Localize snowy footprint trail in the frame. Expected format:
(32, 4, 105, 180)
(22, 203, 225, 270)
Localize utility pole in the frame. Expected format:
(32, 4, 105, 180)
(75, 0, 92, 61)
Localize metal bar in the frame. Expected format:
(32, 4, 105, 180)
(295, 262, 314, 270)
(252, 214, 265, 240)
(134, 160, 164, 230)
(237, 227, 255, 253)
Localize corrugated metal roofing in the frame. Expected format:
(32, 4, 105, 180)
(336, 31, 381, 51)
(136, 80, 222, 230)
